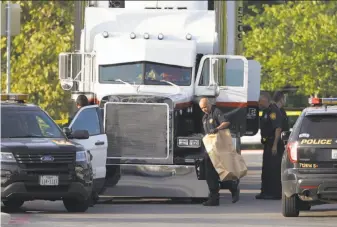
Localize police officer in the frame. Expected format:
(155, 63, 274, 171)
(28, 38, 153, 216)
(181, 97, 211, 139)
(272, 91, 289, 197)
(255, 92, 283, 200)
(64, 94, 89, 127)
(199, 97, 240, 206)
(273, 91, 289, 132)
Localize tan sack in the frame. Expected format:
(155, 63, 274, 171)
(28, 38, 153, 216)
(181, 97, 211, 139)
(202, 129, 248, 181)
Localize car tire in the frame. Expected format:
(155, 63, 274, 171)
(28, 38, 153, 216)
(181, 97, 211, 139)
(299, 201, 311, 211)
(63, 198, 90, 213)
(2, 199, 24, 210)
(282, 193, 300, 217)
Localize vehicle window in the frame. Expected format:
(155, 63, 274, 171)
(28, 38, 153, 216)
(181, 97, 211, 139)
(71, 108, 100, 136)
(144, 62, 192, 86)
(225, 59, 244, 87)
(99, 61, 192, 86)
(99, 62, 143, 84)
(1, 109, 64, 138)
(198, 58, 210, 86)
(299, 114, 337, 138)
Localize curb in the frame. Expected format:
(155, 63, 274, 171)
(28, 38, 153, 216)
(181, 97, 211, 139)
(1, 212, 11, 225)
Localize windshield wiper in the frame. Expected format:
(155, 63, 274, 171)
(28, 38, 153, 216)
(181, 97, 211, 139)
(159, 80, 181, 94)
(112, 79, 140, 93)
(7, 134, 45, 138)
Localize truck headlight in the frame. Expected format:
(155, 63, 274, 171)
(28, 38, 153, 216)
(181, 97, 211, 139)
(0, 152, 16, 163)
(76, 151, 88, 162)
(177, 138, 201, 148)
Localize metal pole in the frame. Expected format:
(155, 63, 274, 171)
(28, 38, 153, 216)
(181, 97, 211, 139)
(6, 1, 11, 94)
(74, 1, 82, 51)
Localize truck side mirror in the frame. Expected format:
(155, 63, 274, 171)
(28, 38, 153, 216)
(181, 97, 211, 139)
(59, 53, 70, 80)
(59, 53, 74, 90)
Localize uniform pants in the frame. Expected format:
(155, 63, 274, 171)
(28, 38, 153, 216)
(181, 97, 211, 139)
(204, 153, 220, 195)
(261, 140, 284, 196)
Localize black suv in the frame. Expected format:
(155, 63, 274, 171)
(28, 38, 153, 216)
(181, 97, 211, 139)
(1, 94, 93, 212)
(281, 98, 337, 217)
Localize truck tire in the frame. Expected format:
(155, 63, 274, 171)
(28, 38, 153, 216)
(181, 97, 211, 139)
(3, 199, 24, 210)
(282, 193, 300, 217)
(63, 198, 90, 213)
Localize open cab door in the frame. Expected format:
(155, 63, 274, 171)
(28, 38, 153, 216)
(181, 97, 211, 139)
(194, 55, 250, 136)
(245, 60, 261, 136)
(68, 105, 108, 194)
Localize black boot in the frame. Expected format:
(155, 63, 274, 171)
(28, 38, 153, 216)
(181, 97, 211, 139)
(203, 193, 219, 206)
(230, 183, 240, 203)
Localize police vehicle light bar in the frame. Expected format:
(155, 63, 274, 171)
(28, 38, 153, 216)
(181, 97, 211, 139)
(0, 93, 29, 102)
(309, 97, 337, 106)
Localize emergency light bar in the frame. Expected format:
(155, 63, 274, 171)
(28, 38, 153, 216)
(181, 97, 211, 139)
(308, 97, 337, 106)
(0, 93, 29, 102)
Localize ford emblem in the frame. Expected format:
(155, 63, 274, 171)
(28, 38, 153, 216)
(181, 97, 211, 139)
(41, 155, 54, 162)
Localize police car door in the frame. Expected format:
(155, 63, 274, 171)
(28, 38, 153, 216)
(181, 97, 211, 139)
(68, 105, 107, 184)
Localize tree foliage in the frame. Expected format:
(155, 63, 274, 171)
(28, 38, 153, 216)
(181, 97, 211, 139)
(1, 1, 74, 119)
(243, 1, 337, 97)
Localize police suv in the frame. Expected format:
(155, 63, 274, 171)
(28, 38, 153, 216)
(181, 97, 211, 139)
(1, 94, 93, 212)
(281, 97, 337, 217)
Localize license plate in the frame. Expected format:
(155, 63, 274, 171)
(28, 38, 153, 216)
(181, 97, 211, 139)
(332, 150, 337, 159)
(39, 175, 59, 186)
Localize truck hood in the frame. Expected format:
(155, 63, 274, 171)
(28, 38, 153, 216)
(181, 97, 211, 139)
(0, 138, 84, 153)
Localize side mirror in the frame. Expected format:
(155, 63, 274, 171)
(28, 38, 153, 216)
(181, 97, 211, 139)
(63, 127, 72, 136)
(59, 53, 74, 90)
(59, 53, 70, 80)
(281, 131, 291, 144)
(69, 130, 89, 139)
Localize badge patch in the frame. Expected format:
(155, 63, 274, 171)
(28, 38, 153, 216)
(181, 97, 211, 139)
(209, 119, 213, 124)
(270, 112, 276, 120)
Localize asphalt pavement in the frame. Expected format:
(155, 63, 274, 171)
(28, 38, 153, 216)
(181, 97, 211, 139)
(1, 150, 337, 227)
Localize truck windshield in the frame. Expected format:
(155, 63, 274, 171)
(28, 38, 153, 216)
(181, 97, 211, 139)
(99, 61, 192, 86)
(1, 109, 65, 139)
(299, 114, 337, 138)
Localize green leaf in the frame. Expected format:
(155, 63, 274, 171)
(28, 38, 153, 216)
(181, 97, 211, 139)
(1, 1, 75, 120)
(244, 1, 337, 97)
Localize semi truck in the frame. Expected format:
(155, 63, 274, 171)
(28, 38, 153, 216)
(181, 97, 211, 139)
(58, 0, 261, 201)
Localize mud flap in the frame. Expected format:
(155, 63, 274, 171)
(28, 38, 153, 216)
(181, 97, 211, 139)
(195, 159, 206, 180)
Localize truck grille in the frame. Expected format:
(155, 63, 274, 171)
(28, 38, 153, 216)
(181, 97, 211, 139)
(13, 151, 75, 164)
(105, 103, 169, 159)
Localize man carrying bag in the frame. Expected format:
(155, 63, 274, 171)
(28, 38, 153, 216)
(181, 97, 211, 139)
(199, 98, 246, 206)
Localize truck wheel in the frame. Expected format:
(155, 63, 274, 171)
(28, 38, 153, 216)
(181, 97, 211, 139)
(63, 198, 90, 213)
(282, 193, 300, 217)
(3, 199, 24, 210)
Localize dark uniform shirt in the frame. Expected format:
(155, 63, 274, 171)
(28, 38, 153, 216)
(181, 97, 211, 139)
(260, 104, 282, 139)
(279, 107, 290, 131)
(202, 106, 228, 134)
